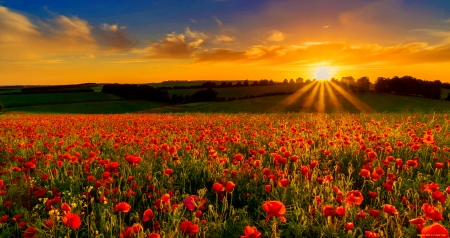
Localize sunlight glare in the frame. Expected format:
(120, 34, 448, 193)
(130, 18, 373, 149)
(315, 67, 330, 80)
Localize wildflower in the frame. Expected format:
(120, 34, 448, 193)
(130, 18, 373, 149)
(23, 227, 37, 238)
(226, 181, 236, 193)
(421, 223, 449, 237)
(240, 226, 261, 238)
(335, 206, 346, 217)
(422, 203, 443, 222)
(382, 204, 398, 215)
(114, 202, 131, 213)
(143, 209, 154, 222)
(323, 205, 335, 217)
(62, 212, 81, 229)
(345, 222, 354, 231)
(365, 231, 379, 238)
(262, 201, 287, 222)
(345, 190, 364, 206)
(179, 221, 198, 235)
(212, 183, 224, 193)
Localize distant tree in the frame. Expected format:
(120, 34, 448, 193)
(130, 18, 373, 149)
(374, 77, 390, 93)
(171, 94, 183, 104)
(227, 82, 232, 87)
(268, 80, 275, 85)
(283, 79, 288, 84)
(235, 81, 243, 87)
(190, 88, 218, 102)
(296, 77, 304, 84)
(220, 82, 227, 87)
(305, 79, 311, 84)
(251, 81, 259, 86)
(356, 76, 370, 92)
(0, 103, 3, 112)
(289, 79, 295, 84)
(184, 95, 191, 103)
(244, 79, 249, 86)
(259, 79, 269, 86)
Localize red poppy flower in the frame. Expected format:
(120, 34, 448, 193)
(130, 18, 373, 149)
(148, 233, 161, 238)
(114, 202, 131, 213)
(212, 183, 224, 193)
(368, 191, 377, 199)
(143, 209, 154, 222)
(262, 201, 287, 222)
(278, 179, 290, 187)
(359, 169, 370, 179)
(345, 222, 354, 231)
(164, 168, 173, 176)
(183, 196, 197, 211)
(410, 217, 426, 225)
(365, 231, 379, 238)
(323, 205, 335, 217)
(240, 226, 261, 238)
(62, 212, 81, 229)
(34, 188, 46, 198)
(422, 203, 444, 222)
(345, 190, 364, 207)
(383, 204, 398, 215)
(356, 210, 366, 219)
(226, 181, 236, 193)
(432, 191, 446, 203)
(335, 206, 346, 217)
(421, 223, 449, 238)
(180, 221, 199, 235)
(265, 185, 271, 193)
(369, 209, 381, 218)
(61, 203, 71, 213)
(23, 227, 37, 238)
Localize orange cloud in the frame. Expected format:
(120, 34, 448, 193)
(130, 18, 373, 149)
(0, 6, 135, 62)
(145, 33, 203, 58)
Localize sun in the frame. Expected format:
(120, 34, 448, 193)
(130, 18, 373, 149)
(315, 67, 330, 80)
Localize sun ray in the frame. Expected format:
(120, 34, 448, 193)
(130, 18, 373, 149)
(269, 81, 318, 112)
(303, 81, 321, 111)
(328, 81, 373, 112)
(324, 82, 343, 112)
(316, 82, 325, 113)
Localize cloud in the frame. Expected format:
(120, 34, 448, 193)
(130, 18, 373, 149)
(145, 32, 203, 58)
(189, 18, 197, 24)
(185, 27, 208, 40)
(194, 48, 246, 62)
(0, 6, 136, 61)
(213, 34, 235, 44)
(214, 16, 224, 27)
(192, 41, 450, 66)
(267, 30, 284, 42)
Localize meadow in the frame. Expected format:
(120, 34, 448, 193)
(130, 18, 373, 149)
(0, 113, 448, 237)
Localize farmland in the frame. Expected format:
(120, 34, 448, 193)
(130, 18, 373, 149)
(0, 113, 449, 237)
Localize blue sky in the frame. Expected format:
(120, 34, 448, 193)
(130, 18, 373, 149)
(2, 0, 450, 84)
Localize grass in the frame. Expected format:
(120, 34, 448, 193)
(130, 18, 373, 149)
(0, 92, 122, 107)
(167, 84, 301, 97)
(2, 101, 164, 114)
(147, 90, 450, 114)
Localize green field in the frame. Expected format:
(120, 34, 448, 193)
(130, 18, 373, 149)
(2, 82, 450, 114)
(2, 101, 164, 114)
(146, 90, 450, 113)
(0, 92, 122, 107)
(167, 84, 300, 97)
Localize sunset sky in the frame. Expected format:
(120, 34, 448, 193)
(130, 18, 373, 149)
(2, 0, 450, 85)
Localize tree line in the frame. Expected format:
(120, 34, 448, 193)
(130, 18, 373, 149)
(158, 78, 307, 90)
(373, 76, 442, 99)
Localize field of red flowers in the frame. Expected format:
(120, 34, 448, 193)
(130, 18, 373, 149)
(0, 113, 449, 237)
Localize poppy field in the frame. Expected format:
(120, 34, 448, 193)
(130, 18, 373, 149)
(0, 113, 449, 237)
